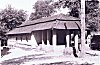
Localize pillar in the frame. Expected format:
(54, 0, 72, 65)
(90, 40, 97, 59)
(31, 33, 38, 47)
(66, 35, 70, 47)
(42, 31, 45, 46)
(87, 35, 91, 44)
(52, 30, 57, 47)
(75, 34, 78, 51)
(52, 30, 57, 52)
(47, 30, 50, 45)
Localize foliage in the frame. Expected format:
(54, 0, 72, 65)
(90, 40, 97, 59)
(29, 0, 55, 20)
(0, 5, 27, 33)
(85, 1, 99, 31)
(52, 0, 81, 18)
(30, 0, 81, 20)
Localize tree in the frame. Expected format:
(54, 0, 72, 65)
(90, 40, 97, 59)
(52, 0, 81, 18)
(85, 1, 99, 31)
(81, 0, 85, 57)
(30, 0, 81, 20)
(29, 0, 55, 20)
(0, 5, 27, 33)
(0, 5, 27, 46)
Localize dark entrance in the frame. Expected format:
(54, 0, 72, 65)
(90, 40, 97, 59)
(57, 30, 66, 45)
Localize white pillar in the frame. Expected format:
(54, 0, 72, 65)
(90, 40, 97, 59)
(75, 34, 78, 51)
(52, 30, 57, 52)
(87, 35, 91, 44)
(66, 35, 70, 47)
(47, 30, 50, 45)
(31, 33, 38, 48)
(53, 31, 57, 47)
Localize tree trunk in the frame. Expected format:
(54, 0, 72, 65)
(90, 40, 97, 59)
(80, 0, 85, 57)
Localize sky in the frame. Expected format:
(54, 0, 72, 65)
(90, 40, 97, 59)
(0, 0, 70, 19)
(0, 0, 37, 14)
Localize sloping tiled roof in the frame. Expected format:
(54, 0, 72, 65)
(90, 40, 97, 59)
(19, 14, 80, 27)
(6, 14, 80, 35)
(6, 21, 56, 35)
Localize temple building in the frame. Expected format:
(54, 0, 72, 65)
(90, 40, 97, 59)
(6, 14, 81, 51)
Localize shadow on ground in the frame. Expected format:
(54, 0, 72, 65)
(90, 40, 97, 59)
(1, 47, 11, 57)
(1, 54, 46, 65)
(37, 62, 93, 65)
(1, 54, 93, 65)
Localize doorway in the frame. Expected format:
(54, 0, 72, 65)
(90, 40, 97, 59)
(57, 30, 66, 45)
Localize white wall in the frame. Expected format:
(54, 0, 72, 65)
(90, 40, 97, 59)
(7, 35, 17, 46)
(7, 34, 32, 47)
(7, 31, 43, 48)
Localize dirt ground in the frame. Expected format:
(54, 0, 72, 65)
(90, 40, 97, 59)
(0, 47, 99, 65)
(1, 55, 93, 65)
(1, 52, 94, 65)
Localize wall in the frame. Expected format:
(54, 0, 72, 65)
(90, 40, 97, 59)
(16, 34, 32, 45)
(32, 30, 52, 45)
(7, 34, 33, 47)
(7, 31, 46, 48)
(33, 31, 42, 45)
(48, 30, 52, 45)
(7, 29, 80, 49)
(7, 35, 16, 46)
(42, 30, 47, 45)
